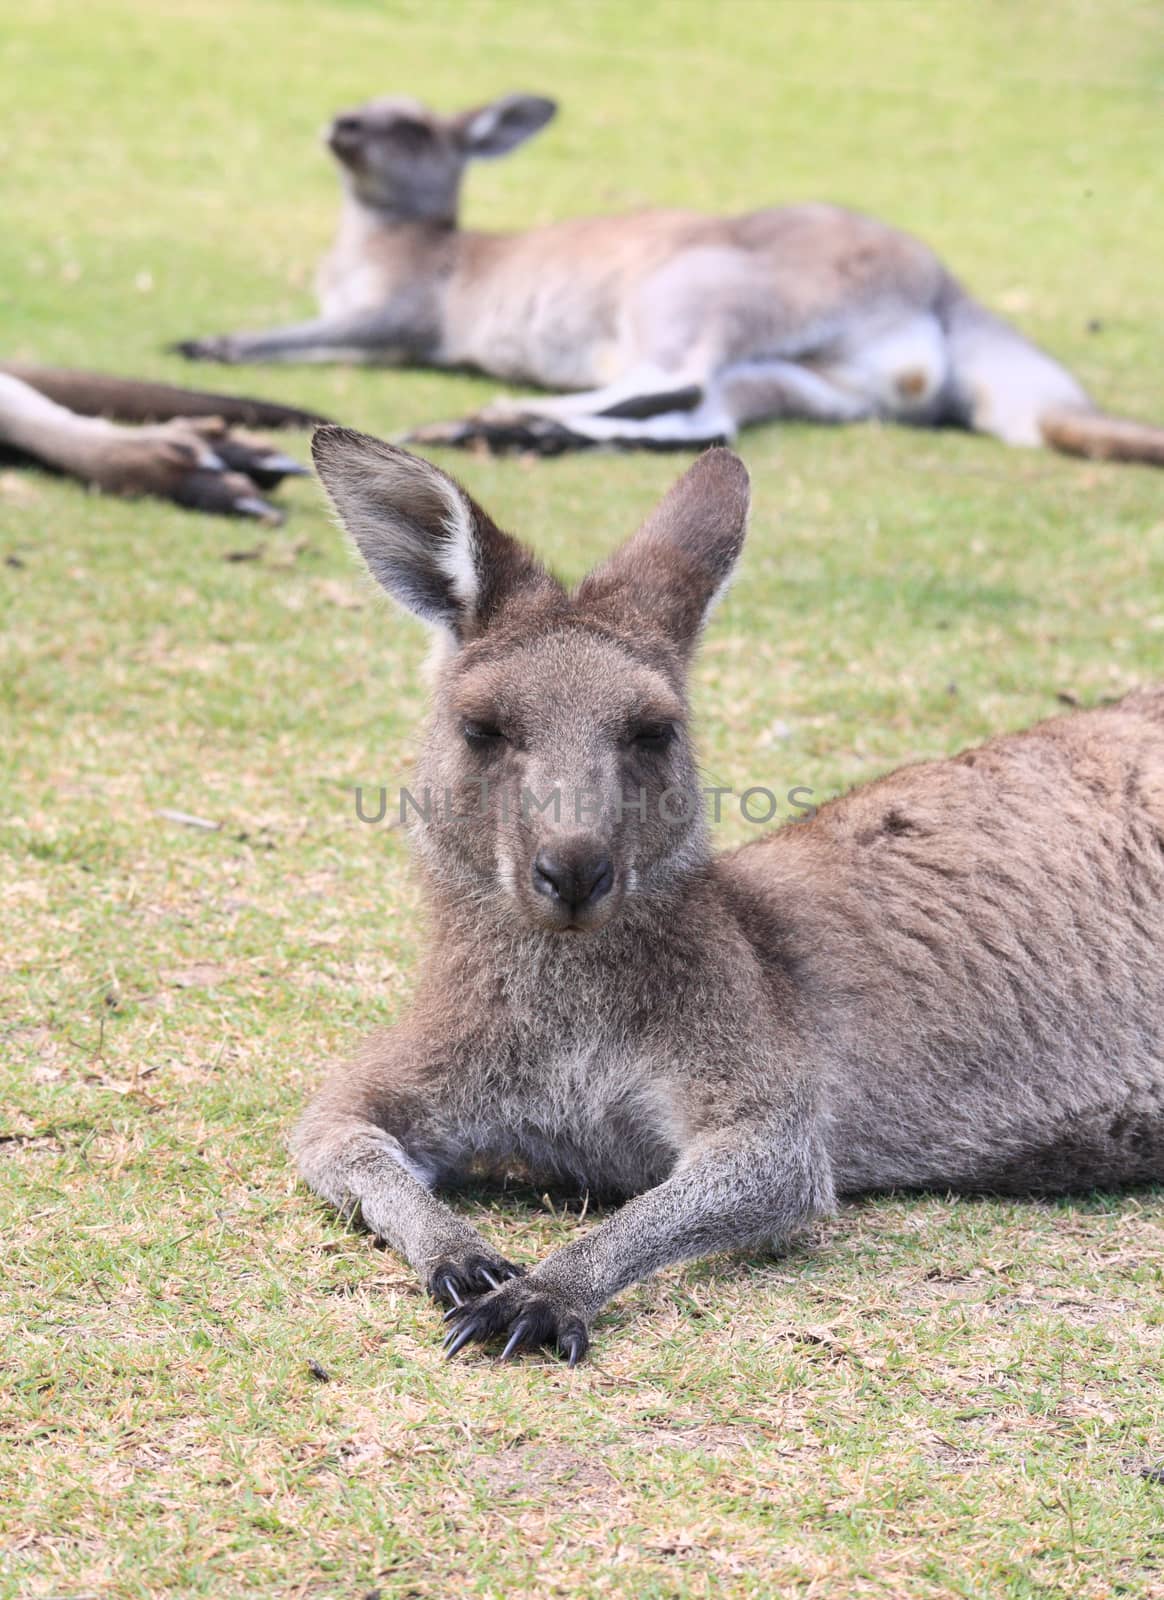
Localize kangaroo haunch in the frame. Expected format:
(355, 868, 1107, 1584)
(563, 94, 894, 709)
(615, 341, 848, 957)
(295, 433, 1164, 1365)
(181, 92, 1164, 466)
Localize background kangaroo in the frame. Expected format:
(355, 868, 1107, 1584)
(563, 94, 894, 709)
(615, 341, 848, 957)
(295, 433, 1164, 1365)
(0, 363, 324, 519)
(181, 93, 1164, 465)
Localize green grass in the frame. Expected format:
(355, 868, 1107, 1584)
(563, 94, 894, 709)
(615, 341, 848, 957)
(4, 2, 1164, 1596)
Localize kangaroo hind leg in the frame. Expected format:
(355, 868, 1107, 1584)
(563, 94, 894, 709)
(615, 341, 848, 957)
(405, 361, 716, 455)
(407, 386, 734, 455)
(944, 297, 1089, 448)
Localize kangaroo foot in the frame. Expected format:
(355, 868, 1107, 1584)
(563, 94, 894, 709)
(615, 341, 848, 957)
(404, 412, 597, 457)
(92, 418, 305, 520)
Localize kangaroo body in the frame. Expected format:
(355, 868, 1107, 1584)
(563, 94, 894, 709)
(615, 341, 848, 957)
(181, 93, 1164, 465)
(295, 435, 1164, 1364)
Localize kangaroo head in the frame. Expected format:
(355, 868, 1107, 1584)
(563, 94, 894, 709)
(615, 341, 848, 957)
(313, 429, 750, 934)
(325, 92, 557, 222)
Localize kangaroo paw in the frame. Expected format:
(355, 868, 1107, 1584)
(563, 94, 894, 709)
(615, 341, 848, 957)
(172, 335, 242, 365)
(441, 1274, 590, 1365)
(427, 1249, 525, 1310)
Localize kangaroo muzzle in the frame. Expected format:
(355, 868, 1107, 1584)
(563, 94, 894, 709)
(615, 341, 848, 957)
(527, 839, 620, 932)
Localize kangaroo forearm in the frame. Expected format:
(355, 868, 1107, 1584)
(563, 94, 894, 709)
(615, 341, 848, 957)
(533, 1127, 834, 1318)
(365, 1173, 492, 1279)
(180, 311, 426, 366)
(294, 1116, 489, 1276)
(221, 323, 393, 364)
(440, 1123, 835, 1364)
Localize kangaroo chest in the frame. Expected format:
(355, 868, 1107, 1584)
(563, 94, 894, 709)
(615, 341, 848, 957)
(466, 1038, 684, 1197)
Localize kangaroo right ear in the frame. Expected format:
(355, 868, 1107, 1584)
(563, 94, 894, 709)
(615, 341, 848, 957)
(577, 449, 751, 659)
(311, 427, 558, 641)
(456, 93, 557, 159)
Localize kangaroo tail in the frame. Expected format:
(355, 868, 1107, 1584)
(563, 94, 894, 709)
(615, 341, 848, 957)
(1041, 406, 1164, 469)
(0, 362, 331, 431)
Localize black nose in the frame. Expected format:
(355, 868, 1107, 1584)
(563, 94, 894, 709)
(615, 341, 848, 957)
(532, 851, 614, 913)
(328, 116, 363, 150)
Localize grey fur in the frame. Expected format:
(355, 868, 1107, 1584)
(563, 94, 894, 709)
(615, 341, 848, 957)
(180, 92, 1164, 466)
(294, 429, 1164, 1364)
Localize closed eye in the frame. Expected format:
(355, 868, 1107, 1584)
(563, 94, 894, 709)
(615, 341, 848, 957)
(462, 719, 507, 750)
(387, 117, 435, 151)
(629, 722, 676, 754)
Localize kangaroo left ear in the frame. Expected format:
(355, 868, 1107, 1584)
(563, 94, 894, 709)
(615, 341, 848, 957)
(577, 449, 751, 658)
(456, 93, 558, 159)
(312, 427, 561, 642)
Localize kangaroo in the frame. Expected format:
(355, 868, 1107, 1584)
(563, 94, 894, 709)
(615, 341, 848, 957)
(294, 429, 1164, 1365)
(180, 93, 1164, 466)
(0, 363, 326, 520)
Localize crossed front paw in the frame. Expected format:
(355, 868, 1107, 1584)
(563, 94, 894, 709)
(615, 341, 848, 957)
(426, 1248, 524, 1309)
(442, 1273, 590, 1366)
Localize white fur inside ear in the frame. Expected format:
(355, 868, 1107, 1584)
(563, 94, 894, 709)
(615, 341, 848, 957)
(316, 435, 483, 633)
(465, 104, 504, 147)
(432, 482, 480, 613)
(702, 547, 744, 627)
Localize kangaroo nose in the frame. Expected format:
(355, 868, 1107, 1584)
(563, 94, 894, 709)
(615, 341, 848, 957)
(532, 851, 614, 912)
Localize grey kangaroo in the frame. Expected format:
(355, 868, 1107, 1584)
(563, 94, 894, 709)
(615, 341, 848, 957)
(0, 363, 323, 520)
(181, 93, 1164, 465)
(294, 431, 1164, 1364)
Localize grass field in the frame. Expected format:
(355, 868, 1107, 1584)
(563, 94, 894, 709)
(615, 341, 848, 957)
(3, 2, 1164, 1596)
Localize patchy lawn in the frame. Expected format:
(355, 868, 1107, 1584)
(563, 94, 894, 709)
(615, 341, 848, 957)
(2, 2, 1163, 1596)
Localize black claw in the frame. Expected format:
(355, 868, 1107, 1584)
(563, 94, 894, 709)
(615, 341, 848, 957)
(213, 439, 309, 490)
(443, 1318, 479, 1359)
(232, 494, 283, 524)
(256, 451, 311, 478)
(428, 1252, 524, 1308)
(500, 1318, 532, 1360)
(212, 440, 308, 488)
(560, 1329, 588, 1367)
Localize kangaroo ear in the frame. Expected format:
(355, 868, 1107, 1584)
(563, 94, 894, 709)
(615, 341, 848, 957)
(312, 427, 557, 641)
(577, 449, 750, 658)
(456, 93, 557, 159)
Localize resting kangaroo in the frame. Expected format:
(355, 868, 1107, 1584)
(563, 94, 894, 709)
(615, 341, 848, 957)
(182, 93, 1164, 465)
(0, 363, 324, 520)
(294, 432, 1164, 1364)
